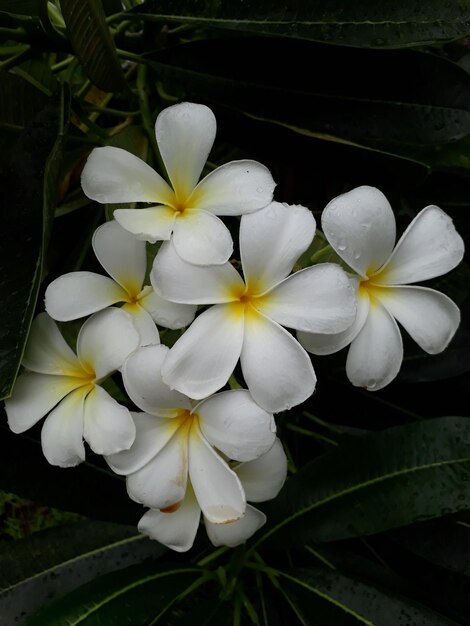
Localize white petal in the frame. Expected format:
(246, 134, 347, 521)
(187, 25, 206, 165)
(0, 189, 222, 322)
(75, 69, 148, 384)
(83, 385, 135, 455)
(240, 308, 316, 412)
(122, 303, 160, 346)
(114, 206, 176, 244)
(22, 313, 82, 375)
(322, 185, 396, 277)
(205, 505, 266, 548)
(41, 387, 86, 467)
(172, 210, 233, 265)
(92, 221, 146, 294)
(126, 427, 188, 509)
(346, 299, 403, 391)
(189, 423, 245, 524)
(298, 282, 368, 355)
(155, 102, 216, 200)
(81, 146, 174, 205)
(5, 372, 85, 433)
(191, 160, 275, 215)
(376, 286, 460, 354)
(235, 438, 288, 502)
(151, 241, 244, 304)
(45, 272, 127, 322)
(258, 264, 356, 333)
(106, 411, 180, 475)
(197, 389, 276, 462)
(123, 345, 190, 416)
(77, 308, 139, 379)
(240, 202, 315, 293)
(376, 205, 465, 285)
(162, 304, 245, 400)
(139, 289, 197, 330)
(138, 487, 201, 553)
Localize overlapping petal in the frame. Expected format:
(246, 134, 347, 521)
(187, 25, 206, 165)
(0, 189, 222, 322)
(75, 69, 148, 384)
(240, 308, 316, 412)
(258, 263, 356, 333)
(235, 438, 288, 502)
(197, 389, 276, 462)
(191, 160, 275, 215)
(322, 185, 396, 277)
(376, 206, 465, 285)
(81, 146, 174, 205)
(139, 289, 196, 330)
(172, 209, 233, 265)
(114, 206, 175, 243)
(121, 303, 160, 346)
(240, 202, 316, 292)
(45, 272, 127, 322)
(205, 505, 266, 548)
(162, 305, 245, 399)
(41, 387, 86, 467)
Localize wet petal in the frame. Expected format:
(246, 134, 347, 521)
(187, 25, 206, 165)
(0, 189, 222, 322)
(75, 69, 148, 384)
(235, 438, 288, 502)
(376, 205, 465, 285)
(162, 304, 245, 400)
(377, 286, 460, 354)
(241, 308, 316, 412)
(346, 299, 403, 391)
(41, 387, 86, 467)
(258, 264, 356, 333)
(123, 344, 190, 416)
(77, 308, 139, 379)
(45, 272, 127, 322)
(205, 505, 266, 548)
(240, 202, 315, 293)
(322, 185, 396, 277)
(122, 303, 160, 346)
(197, 389, 276, 462)
(191, 160, 275, 215)
(114, 206, 176, 244)
(156, 102, 216, 200)
(92, 220, 146, 294)
(189, 423, 245, 524)
(151, 241, 243, 305)
(81, 146, 174, 204)
(172, 209, 233, 265)
(139, 289, 197, 330)
(83, 385, 135, 455)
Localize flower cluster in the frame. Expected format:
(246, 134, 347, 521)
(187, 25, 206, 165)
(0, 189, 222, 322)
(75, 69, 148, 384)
(4, 102, 464, 551)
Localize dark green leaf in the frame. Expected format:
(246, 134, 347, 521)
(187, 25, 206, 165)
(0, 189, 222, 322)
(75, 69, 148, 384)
(0, 0, 40, 15)
(134, 0, 470, 48)
(0, 521, 166, 623)
(60, 0, 126, 91)
(257, 417, 470, 547)
(24, 562, 205, 626)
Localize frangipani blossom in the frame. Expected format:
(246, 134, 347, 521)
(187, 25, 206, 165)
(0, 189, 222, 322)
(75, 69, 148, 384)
(151, 202, 356, 412)
(298, 186, 464, 391)
(4, 309, 139, 467)
(138, 438, 288, 553)
(81, 102, 275, 266)
(106, 344, 276, 527)
(45, 220, 196, 346)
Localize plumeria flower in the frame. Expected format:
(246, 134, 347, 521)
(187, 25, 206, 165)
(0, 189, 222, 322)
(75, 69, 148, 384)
(45, 220, 196, 346)
(151, 201, 356, 412)
(106, 344, 276, 527)
(139, 438, 288, 552)
(298, 186, 464, 390)
(81, 102, 276, 266)
(4, 309, 139, 467)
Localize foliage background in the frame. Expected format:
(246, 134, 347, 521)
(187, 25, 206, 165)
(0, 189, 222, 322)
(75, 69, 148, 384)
(0, 1, 469, 624)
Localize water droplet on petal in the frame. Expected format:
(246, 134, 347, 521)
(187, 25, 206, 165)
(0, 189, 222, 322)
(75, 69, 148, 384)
(256, 186, 264, 193)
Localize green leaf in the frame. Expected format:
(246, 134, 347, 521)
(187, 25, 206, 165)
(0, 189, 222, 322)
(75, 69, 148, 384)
(0, 521, 166, 624)
(256, 417, 470, 547)
(279, 567, 458, 625)
(24, 563, 205, 626)
(60, 0, 126, 91)
(0, 0, 40, 15)
(134, 0, 470, 48)
(148, 38, 470, 153)
(0, 81, 68, 400)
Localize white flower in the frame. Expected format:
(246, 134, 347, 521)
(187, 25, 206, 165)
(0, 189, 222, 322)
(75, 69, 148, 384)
(298, 186, 464, 390)
(45, 220, 196, 346)
(138, 438, 288, 553)
(4, 309, 140, 467)
(81, 102, 275, 266)
(151, 201, 357, 412)
(106, 344, 277, 527)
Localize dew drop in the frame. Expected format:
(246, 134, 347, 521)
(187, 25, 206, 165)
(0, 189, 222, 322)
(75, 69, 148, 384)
(256, 186, 264, 193)
(337, 243, 347, 251)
